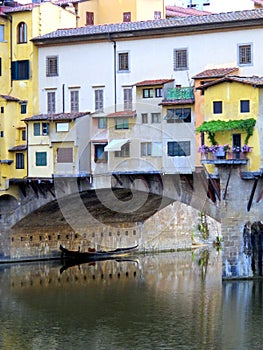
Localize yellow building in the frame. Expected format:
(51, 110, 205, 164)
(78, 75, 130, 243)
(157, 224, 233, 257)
(0, 2, 76, 194)
(196, 76, 262, 173)
(58, 0, 165, 26)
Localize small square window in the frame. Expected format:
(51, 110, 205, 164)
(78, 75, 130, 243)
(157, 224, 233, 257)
(118, 52, 129, 71)
(143, 89, 154, 98)
(155, 88, 163, 98)
(213, 101, 222, 114)
(151, 113, 161, 123)
(36, 152, 47, 166)
(123, 12, 131, 22)
(46, 56, 58, 77)
(240, 100, 250, 113)
(141, 113, 148, 124)
(238, 44, 252, 66)
(173, 49, 188, 70)
(56, 122, 69, 132)
(20, 103, 27, 114)
(98, 117, 107, 129)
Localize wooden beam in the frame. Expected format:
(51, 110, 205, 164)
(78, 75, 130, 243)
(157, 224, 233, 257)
(223, 165, 233, 200)
(247, 178, 258, 212)
(202, 165, 221, 200)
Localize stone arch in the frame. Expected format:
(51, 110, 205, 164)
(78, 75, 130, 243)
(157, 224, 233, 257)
(0, 194, 18, 214)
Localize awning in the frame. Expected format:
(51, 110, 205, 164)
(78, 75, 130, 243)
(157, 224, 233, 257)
(104, 139, 129, 152)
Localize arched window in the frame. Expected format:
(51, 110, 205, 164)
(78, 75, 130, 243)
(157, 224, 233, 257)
(17, 22, 27, 44)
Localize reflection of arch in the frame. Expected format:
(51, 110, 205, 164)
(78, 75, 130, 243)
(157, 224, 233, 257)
(0, 194, 18, 213)
(17, 22, 27, 44)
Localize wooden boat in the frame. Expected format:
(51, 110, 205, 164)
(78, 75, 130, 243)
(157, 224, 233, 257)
(60, 244, 138, 261)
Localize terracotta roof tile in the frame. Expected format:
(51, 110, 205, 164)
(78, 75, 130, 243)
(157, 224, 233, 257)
(3, 3, 38, 13)
(253, 0, 263, 6)
(160, 99, 195, 106)
(135, 79, 174, 87)
(8, 144, 27, 151)
(106, 110, 137, 118)
(0, 94, 21, 102)
(166, 5, 210, 17)
(197, 75, 263, 89)
(32, 9, 263, 42)
(192, 67, 239, 79)
(23, 112, 90, 122)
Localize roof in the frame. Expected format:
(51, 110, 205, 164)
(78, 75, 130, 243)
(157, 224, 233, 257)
(253, 0, 263, 6)
(166, 5, 210, 18)
(8, 144, 27, 152)
(197, 75, 263, 90)
(106, 110, 137, 118)
(32, 9, 263, 44)
(192, 67, 239, 79)
(2, 3, 38, 13)
(0, 94, 21, 102)
(23, 112, 90, 122)
(135, 79, 174, 87)
(160, 99, 195, 106)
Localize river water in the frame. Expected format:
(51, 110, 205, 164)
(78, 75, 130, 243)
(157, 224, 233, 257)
(0, 248, 262, 350)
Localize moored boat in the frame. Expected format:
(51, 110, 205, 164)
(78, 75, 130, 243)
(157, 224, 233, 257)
(60, 244, 138, 261)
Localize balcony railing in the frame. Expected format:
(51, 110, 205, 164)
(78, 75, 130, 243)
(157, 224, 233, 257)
(165, 87, 194, 101)
(200, 151, 249, 164)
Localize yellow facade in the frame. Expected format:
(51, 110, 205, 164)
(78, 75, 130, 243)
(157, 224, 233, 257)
(0, 3, 76, 193)
(76, 0, 164, 26)
(201, 80, 261, 172)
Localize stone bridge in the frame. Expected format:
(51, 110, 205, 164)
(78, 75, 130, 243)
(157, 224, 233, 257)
(1, 165, 263, 279)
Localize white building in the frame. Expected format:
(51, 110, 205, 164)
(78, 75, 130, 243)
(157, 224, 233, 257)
(166, 0, 255, 12)
(31, 9, 263, 177)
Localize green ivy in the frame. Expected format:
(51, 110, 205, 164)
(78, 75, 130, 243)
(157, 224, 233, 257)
(196, 118, 256, 145)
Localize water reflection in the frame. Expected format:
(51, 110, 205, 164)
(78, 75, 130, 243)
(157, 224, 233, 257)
(0, 249, 262, 349)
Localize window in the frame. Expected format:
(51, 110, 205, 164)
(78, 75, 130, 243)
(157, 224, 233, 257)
(115, 143, 130, 157)
(141, 142, 152, 156)
(47, 91, 56, 114)
(213, 101, 222, 114)
(240, 100, 250, 113)
(154, 11, 161, 19)
(155, 88, 163, 98)
(11, 60, 30, 80)
(0, 131, 4, 137)
(232, 134, 241, 148)
(173, 49, 188, 70)
(21, 129, 26, 141)
(118, 52, 129, 71)
(16, 153, 24, 169)
(86, 12, 94, 25)
(20, 102, 27, 114)
(115, 118, 129, 129)
(70, 90, 79, 113)
(46, 56, 58, 77)
(123, 12, 131, 22)
(94, 144, 107, 163)
(143, 89, 154, 98)
(33, 122, 49, 136)
(57, 147, 73, 163)
(0, 106, 3, 113)
(95, 89, 104, 112)
(238, 44, 252, 65)
(0, 25, 4, 41)
(17, 22, 27, 44)
(98, 117, 107, 129)
(151, 113, 161, 123)
(124, 88, 132, 110)
(141, 113, 148, 124)
(36, 152, 47, 166)
(56, 122, 69, 132)
(166, 108, 191, 123)
(167, 141, 190, 157)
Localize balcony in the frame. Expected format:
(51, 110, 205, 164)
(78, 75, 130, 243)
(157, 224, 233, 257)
(161, 87, 194, 104)
(200, 151, 249, 165)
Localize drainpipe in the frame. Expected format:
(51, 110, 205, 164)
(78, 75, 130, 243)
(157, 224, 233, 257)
(6, 14, 13, 88)
(108, 34, 117, 112)
(62, 84, 65, 113)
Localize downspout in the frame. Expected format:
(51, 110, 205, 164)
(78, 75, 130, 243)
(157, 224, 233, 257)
(6, 14, 13, 88)
(62, 84, 65, 113)
(108, 33, 117, 112)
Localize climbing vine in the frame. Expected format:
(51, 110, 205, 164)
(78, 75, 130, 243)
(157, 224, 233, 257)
(196, 118, 256, 145)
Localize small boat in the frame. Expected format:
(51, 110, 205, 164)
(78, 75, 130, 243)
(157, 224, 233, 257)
(60, 244, 138, 261)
